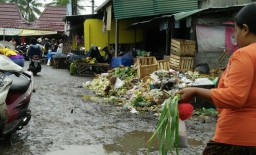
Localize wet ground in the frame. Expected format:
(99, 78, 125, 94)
(0, 62, 216, 155)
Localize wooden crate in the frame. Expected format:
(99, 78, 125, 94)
(137, 56, 157, 66)
(138, 64, 158, 78)
(170, 54, 194, 72)
(53, 57, 67, 69)
(76, 63, 110, 76)
(157, 59, 170, 71)
(171, 39, 196, 56)
(137, 56, 158, 78)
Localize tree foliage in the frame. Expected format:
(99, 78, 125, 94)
(2, 0, 43, 22)
(48, 0, 85, 15)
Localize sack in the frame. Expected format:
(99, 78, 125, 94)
(0, 55, 23, 73)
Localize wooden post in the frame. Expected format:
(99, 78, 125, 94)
(115, 19, 119, 57)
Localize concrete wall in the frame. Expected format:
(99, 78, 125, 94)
(195, 52, 230, 68)
(200, 0, 254, 8)
(84, 19, 143, 51)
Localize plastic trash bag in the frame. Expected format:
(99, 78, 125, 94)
(0, 55, 23, 73)
(114, 77, 124, 89)
(194, 63, 210, 74)
(194, 78, 213, 85)
(178, 119, 189, 148)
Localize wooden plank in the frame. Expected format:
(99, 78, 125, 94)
(171, 42, 180, 49)
(138, 64, 158, 78)
(171, 39, 196, 56)
(170, 59, 179, 64)
(170, 54, 180, 60)
(171, 46, 181, 52)
(157, 59, 170, 70)
(171, 39, 181, 46)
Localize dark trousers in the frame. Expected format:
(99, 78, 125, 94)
(203, 141, 256, 155)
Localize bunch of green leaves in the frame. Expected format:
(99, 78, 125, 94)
(113, 67, 137, 79)
(148, 95, 181, 155)
(130, 95, 148, 107)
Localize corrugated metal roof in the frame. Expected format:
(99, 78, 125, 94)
(129, 4, 247, 28)
(174, 4, 247, 21)
(174, 9, 206, 21)
(95, 0, 111, 12)
(113, 0, 198, 19)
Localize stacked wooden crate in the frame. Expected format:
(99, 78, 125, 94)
(137, 56, 158, 78)
(170, 39, 196, 72)
(157, 59, 170, 71)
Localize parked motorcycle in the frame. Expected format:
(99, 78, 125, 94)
(29, 55, 41, 76)
(16, 44, 29, 61)
(0, 55, 33, 145)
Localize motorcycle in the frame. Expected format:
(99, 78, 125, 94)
(29, 55, 41, 76)
(16, 44, 29, 61)
(0, 55, 33, 145)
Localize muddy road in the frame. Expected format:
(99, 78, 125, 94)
(0, 62, 215, 155)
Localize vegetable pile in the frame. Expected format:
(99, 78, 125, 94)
(84, 66, 219, 113)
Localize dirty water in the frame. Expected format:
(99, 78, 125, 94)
(45, 130, 204, 155)
(0, 62, 215, 155)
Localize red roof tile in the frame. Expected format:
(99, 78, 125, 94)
(32, 6, 67, 32)
(0, 3, 29, 29)
(0, 4, 66, 32)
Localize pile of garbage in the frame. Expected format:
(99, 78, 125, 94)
(84, 66, 222, 114)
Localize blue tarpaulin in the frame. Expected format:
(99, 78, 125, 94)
(111, 52, 134, 68)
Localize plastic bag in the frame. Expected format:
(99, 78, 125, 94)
(178, 119, 189, 148)
(0, 55, 23, 73)
(114, 77, 124, 89)
(194, 63, 210, 74)
(194, 78, 213, 85)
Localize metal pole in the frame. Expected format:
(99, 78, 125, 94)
(92, 0, 94, 14)
(3, 28, 5, 41)
(115, 19, 119, 57)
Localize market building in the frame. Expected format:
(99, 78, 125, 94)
(64, 0, 198, 56)
(0, 3, 67, 44)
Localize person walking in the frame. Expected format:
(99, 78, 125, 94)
(177, 3, 256, 155)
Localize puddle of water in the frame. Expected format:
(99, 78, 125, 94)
(45, 145, 119, 155)
(188, 138, 204, 146)
(46, 130, 158, 155)
(104, 130, 159, 154)
(46, 131, 204, 155)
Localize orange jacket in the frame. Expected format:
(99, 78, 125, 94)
(211, 43, 256, 146)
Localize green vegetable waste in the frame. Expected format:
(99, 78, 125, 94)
(70, 63, 77, 75)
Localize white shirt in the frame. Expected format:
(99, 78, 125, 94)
(57, 43, 63, 53)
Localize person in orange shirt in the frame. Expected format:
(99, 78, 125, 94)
(177, 3, 256, 155)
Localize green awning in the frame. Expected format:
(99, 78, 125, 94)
(113, 0, 198, 19)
